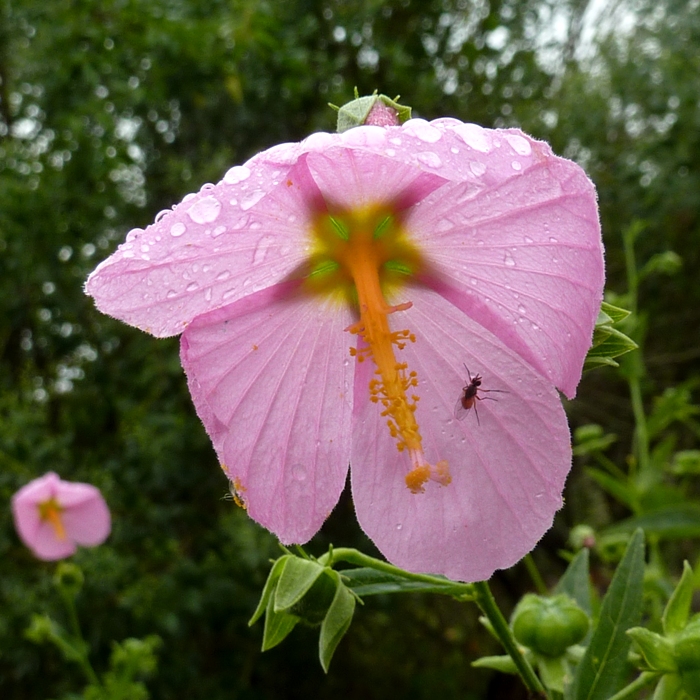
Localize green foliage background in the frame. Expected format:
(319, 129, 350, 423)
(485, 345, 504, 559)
(1, 0, 698, 698)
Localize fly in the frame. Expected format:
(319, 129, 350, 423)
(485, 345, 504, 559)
(454, 364, 507, 425)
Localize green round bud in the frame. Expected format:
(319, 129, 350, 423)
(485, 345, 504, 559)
(512, 594, 590, 657)
(53, 562, 84, 597)
(674, 618, 700, 698)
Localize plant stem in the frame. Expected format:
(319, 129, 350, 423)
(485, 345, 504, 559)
(472, 580, 548, 699)
(523, 554, 548, 595)
(318, 547, 474, 595)
(607, 672, 661, 700)
(58, 587, 101, 687)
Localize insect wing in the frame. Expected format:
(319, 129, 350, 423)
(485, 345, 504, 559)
(454, 396, 471, 421)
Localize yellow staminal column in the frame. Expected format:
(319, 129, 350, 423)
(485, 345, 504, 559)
(335, 212, 451, 494)
(38, 498, 67, 540)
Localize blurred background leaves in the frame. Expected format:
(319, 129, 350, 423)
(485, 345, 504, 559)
(1, 0, 699, 697)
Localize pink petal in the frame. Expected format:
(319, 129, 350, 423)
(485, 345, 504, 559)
(350, 288, 571, 581)
(27, 522, 77, 561)
(180, 282, 355, 544)
(409, 151, 602, 398)
(62, 493, 112, 547)
(86, 156, 323, 337)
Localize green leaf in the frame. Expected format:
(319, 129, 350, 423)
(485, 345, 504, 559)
(572, 529, 645, 700)
(274, 557, 325, 612)
(538, 654, 570, 693)
(586, 327, 638, 360)
(249, 556, 290, 626)
(663, 562, 695, 635)
(472, 655, 519, 674)
(340, 568, 465, 597)
(555, 549, 592, 616)
(602, 505, 700, 540)
(599, 302, 632, 324)
(261, 594, 299, 652)
(627, 627, 677, 672)
(319, 571, 356, 673)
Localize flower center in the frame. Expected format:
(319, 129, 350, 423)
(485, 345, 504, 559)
(306, 206, 451, 493)
(38, 498, 67, 540)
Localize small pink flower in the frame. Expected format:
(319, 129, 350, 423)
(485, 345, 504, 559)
(12, 472, 111, 561)
(86, 116, 603, 581)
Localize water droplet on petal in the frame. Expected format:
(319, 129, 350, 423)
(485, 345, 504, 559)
(186, 282, 198, 292)
(216, 270, 231, 281)
(170, 222, 186, 237)
(212, 225, 226, 238)
(166, 289, 178, 298)
(205, 287, 212, 301)
(223, 165, 251, 184)
(404, 118, 442, 143)
(188, 195, 222, 224)
(253, 235, 274, 265)
(470, 161, 486, 177)
(504, 251, 516, 267)
(524, 235, 534, 243)
(470, 277, 478, 286)
(240, 189, 265, 211)
(511, 160, 522, 171)
(518, 304, 526, 314)
(504, 133, 532, 155)
(453, 123, 490, 152)
(155, 209, 170, 222)
(549, 236, 558, 243)
(417, 151, 443, 168)
(291, 464, 307, 482)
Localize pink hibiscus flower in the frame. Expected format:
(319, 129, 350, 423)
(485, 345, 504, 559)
(12, 472, 111, 561)
(86, 108, 603, 581)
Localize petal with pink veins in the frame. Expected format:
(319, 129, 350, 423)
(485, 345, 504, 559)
(351, 288, 571, 582)
(408, 152, 602, 398)
(180, 282, 355, 544)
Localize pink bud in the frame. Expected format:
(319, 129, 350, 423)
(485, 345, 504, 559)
(12, 472, 111, 561)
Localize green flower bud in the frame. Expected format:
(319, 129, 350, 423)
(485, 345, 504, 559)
(512, 594, 590, 658)
(333, 92, 412, 133)
(674, 617, 700, 698)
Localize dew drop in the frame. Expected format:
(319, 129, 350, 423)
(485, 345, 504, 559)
(404, 118, 442, 143)
(188, 195, 221, 224)
(155, 209, 170, 222)
(223, 165, 251, 184)
(549, 236, 558, 243)
(186, 282, 198, 292)
(170, 222, 186, 237)
(470, 277, 478, 286)
(504, 251, 516, 267)
(503, 133, 532, 156)
(385, 148, 396, 157)
(222, 288, 237, 300)
(454, 123, 490, 152)
(205, 287, 212, 301)
(469, 161, 486, 177)
(518, 304, 526, 314)
(450, 146, 459, 154)
(253, 235, 274, 265)
(216, 270, 231, 281)
(291, 464, 307, 482)
(166, 289, 178, 299)
(212, 225, 226, 238)
(395, 523, 403, 531)
(511, 160, 522, 171)
(524, 235, 534, 243)
(240, 189, 265, 211)
(417, 151, 443, 168)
